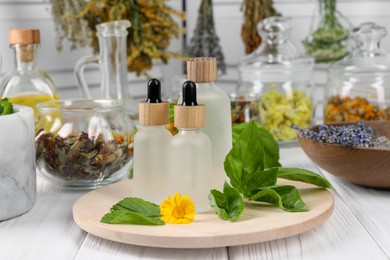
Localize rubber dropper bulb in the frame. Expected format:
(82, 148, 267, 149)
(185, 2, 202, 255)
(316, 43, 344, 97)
(181, 81, 198, 106)
(146, 78, 162, 103)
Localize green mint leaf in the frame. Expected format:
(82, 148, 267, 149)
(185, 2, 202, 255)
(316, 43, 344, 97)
(277, 168, 332, 189)
(225, 120, 265, 193)
(112, 197, 161, 217)
(209, 182, 244, 221)
(101, 211, 165, 225)
(0, 98, 13, 116)
(232, 121, 281, 168)
(241, 168, 278, 197)
(250, 185, 308, 212)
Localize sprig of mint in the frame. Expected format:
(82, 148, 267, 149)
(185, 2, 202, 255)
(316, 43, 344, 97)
(101, 197, 165, 225)
(0, 98, 14, 116)
(210, 121, 332, 221)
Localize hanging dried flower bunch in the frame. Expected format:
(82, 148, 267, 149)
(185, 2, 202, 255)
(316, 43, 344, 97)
(50, 0, 185, 76)
(241, 0, 281, 54)
(187, 0, 226, 75)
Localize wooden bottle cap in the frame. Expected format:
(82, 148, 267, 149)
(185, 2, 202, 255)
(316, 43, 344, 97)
(187, 57, 217, 83)
(138, 101, 169, 126)
(174, 105, 206, 129)
(9, 29, 40, 45)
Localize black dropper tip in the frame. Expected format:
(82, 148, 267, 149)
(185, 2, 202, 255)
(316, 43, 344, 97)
(181, 81, 198, 106)
(146, 78, 162, 103)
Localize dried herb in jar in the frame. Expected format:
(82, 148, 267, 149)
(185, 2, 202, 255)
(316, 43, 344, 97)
(35, 131, 133, 181)
(324, 95, 390, 123)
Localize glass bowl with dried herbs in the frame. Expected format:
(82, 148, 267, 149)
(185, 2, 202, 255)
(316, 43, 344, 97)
(35, 99, 134, 189)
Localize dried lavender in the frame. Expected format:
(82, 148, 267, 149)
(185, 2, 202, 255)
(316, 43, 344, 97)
(187, 0, 226, 74)
(295, 123, 374, 147)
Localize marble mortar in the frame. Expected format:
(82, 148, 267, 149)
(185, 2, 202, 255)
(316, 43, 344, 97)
(0, 105, 36, 221)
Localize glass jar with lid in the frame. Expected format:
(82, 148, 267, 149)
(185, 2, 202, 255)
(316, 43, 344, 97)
(324, 22, 390, 123)
(233, 16, 314, 143)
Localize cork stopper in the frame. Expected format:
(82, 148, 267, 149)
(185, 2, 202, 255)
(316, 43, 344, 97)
(187, 57, 217, 83)
(138, 79, 169, 126)
(174, 81, 206, 129)
(9, 29, 40, 45)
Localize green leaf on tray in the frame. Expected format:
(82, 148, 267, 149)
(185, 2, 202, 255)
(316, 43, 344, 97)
(101, 197, 164, 225)
(220, 120, 331, 220)
(250, 185, 308, 212)
(225, 120, 265, 193)
(277, 168, 333, 189)
(111, 197, 161, 217)
(232, 121, 281, 168)
(209, 182, 244, 221)
(101, 210, 165, 225)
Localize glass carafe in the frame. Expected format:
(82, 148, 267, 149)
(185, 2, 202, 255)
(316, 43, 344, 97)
(233, 17, 314, 143)
(74, 20, 138, 119)
(325, 22, 390, 123)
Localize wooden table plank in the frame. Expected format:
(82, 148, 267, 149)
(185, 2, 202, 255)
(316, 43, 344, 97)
(74, 234, 228, 259)
(0, 177, 87, 260)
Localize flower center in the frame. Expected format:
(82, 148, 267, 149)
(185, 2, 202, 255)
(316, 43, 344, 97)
(172, 206, 185, 219)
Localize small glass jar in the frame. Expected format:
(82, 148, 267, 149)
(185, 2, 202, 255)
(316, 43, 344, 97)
(324, 22, 390, 123)
(35, 99, 135, 189)
(233, 17, 314, 144)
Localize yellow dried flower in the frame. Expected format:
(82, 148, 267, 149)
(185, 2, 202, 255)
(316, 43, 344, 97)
(160, 193, 196, 224)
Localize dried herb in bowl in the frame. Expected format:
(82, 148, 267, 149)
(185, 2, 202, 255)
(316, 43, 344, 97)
(36, 130, 133, 182)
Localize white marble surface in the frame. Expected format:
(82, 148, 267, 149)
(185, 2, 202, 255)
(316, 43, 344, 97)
(0, 146, 389, 259)
(0, 105, 36, 221)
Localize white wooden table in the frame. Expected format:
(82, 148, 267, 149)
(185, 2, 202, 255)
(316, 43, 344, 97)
(1, 147, 389, 260)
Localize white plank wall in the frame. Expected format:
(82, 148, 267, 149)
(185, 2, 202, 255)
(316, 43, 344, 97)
(1, 0, 390, 97)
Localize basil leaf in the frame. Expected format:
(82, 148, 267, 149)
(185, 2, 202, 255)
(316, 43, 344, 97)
(112, 197, 161, 217)
(232, 121, 281, 168)
(101, 211, 165, 225)
(250, 185, 308, 212)
(277, 168, 332, 189)
(241, 168, 278, 197)
(225, 120, 265, 193)
(209, 182, 244, 221)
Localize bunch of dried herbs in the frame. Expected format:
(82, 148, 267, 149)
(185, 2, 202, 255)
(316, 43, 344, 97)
(187, 0, 226, 75)
(35, 130, 133, 181)
(50, 0, 185, 76)
(241, 0, 281, 54)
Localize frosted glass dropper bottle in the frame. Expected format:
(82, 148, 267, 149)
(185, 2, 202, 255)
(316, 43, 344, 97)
(184, 57, 232, 190)
(171, 81, 212, 213)
(133, 78, 172, 204)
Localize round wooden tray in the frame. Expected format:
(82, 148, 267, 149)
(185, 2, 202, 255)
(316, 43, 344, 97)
(73, 180, 334, 248)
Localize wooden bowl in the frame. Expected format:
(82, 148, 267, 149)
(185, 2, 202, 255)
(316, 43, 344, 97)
(297, 121, 390, 189)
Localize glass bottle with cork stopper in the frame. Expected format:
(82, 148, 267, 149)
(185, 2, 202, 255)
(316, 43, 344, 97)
(133, 78, 172, 204)
(184, 57, 232, 190)
(0, 29, 58, 120)
(171, 81, 212, 213)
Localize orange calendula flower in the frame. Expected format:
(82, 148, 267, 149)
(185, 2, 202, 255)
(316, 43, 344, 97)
(160, 193, 196, 224)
